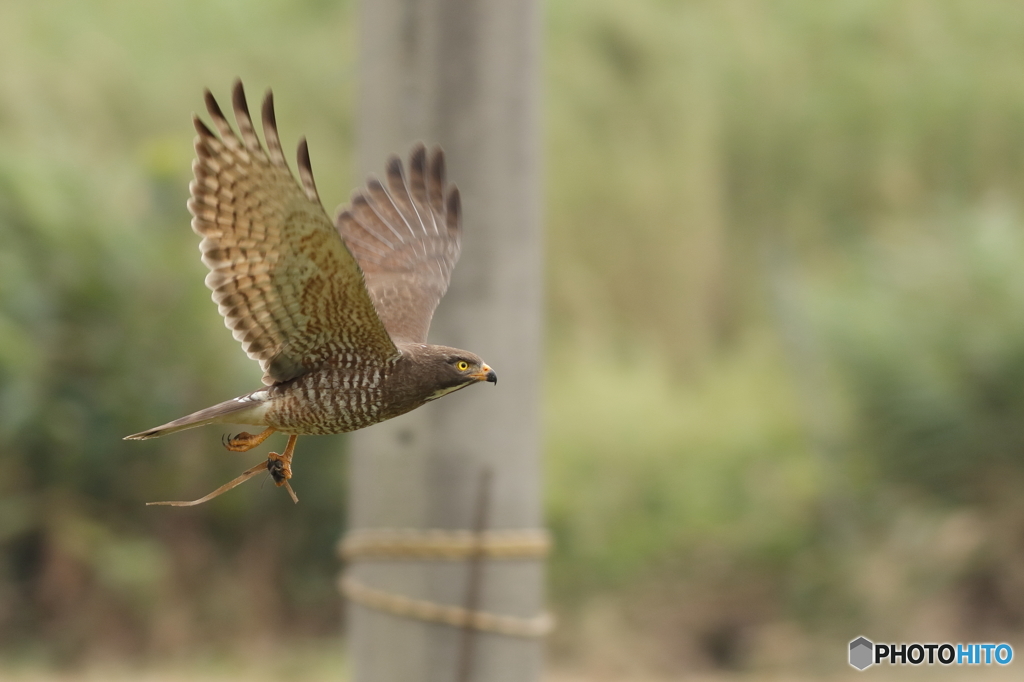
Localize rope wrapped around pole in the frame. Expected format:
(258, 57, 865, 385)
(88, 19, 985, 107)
(339, 527, 553, 639)
(340, 528, 552, 560)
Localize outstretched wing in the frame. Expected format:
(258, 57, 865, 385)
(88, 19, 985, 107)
(190, 80, 397, 385)
(334, 144, 462, 344)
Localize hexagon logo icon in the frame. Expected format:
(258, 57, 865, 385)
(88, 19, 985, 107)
(849, 636, 874, 670)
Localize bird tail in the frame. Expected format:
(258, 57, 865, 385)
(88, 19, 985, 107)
(124, 394, 268, 440)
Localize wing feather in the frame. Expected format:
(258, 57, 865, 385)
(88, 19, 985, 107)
(334, 143, 462, 344)
(190, 80, 397, 385)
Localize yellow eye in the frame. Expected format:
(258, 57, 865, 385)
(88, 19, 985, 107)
(457, 361, 470, 371)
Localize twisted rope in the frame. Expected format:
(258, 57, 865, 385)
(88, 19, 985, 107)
(339, 528, 551, 560)
(340, 576, 554, 638)
(339, 527, 553, 638)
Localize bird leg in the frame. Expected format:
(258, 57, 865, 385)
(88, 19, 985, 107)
(222, 427, 276, 452)
(266, 434, 299, 504)
(147, 433, 300, 507)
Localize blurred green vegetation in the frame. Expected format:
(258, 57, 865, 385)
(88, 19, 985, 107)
(4, 0, 1024, 674)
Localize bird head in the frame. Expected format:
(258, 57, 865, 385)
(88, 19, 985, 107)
(404, 344, 497, 402)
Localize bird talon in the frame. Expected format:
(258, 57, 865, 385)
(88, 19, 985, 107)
(265, 433, 298, 493)
(266, 452, 292, 485)
(222, 427, 276, 452)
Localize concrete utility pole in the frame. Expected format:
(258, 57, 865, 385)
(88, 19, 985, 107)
(345, 1, 544, 681)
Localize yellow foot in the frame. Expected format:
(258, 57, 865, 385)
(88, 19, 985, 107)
(266, 434, 299, 504)
(266, 452, 293, 484)
(222, 427, 275, 452)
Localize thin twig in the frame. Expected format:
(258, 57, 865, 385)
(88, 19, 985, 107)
(146, 460, 268, 507)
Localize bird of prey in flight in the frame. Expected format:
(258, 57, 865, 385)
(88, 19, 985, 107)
(126, 80, 496, 505)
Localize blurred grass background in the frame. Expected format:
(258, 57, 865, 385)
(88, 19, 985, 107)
(3, 0, 1024, 677)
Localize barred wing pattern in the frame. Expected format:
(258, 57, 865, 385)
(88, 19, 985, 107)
(335, 144, 462, 344)
(190, 81, 397, 385)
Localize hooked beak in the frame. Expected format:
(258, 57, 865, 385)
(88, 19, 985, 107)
(471, 363, 497, 385)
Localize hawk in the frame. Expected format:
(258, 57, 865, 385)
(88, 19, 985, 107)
(126, 81, 496, 505)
